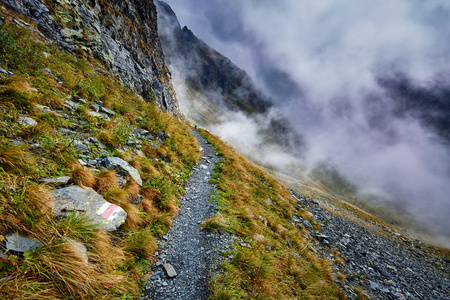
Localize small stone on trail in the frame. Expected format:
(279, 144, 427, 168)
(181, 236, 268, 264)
(163, 263, 177, 278)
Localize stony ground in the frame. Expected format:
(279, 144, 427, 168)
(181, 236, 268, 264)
(291, 193, 450, 300)
(144, 132, 231, 300)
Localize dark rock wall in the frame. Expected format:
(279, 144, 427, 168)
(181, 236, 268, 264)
(1, 0, 177, 111)
(156, 0, 271, 114)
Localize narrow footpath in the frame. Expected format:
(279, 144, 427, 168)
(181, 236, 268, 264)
(144, 131, 220, 299)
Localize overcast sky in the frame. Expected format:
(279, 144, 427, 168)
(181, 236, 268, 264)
(161, 0, 450, 240)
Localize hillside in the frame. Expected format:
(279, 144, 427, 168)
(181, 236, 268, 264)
(0, 1, 449, 300)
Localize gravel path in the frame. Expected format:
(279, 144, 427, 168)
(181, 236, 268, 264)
(291, 192, 450, 300)
(144, 131, 221, 300)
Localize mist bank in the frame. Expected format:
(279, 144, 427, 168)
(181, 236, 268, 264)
(159, 0, 450, 244)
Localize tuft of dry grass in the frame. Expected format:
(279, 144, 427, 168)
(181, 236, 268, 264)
(25, 184, 53, 214)
(122, 229, 156, 259)
(141, 187, 160, 203)
(26, 240, 98, 299)
(90, 230, 125, 271)
(201, 213, 229, 233)
(95, 169, 118, 193)
(102, 187, 128, 206)
(124, 180, 140, 201)
(70, 164, 96, 188)
(2, 76, 36, 94)
(0, 144, 37, 176)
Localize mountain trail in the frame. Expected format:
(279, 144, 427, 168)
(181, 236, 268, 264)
(144, 131, 225, 299)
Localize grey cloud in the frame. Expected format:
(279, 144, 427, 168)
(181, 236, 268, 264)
(162, 0, 450, 244)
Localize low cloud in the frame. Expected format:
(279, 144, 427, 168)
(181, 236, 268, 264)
(162, 0, 450, 242)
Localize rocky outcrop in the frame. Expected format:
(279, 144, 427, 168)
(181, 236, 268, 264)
(1, 0, 177, 111)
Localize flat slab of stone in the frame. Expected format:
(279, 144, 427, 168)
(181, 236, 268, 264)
(163, 263, 177, 278)
(4, 233, 41, 255)
(18, 116, 37, 126)
(102, 157, 142, 186)
(87, 110, 110, 121)
(99, 106, 115, 116)
(51, 185, 127, 231)
(40, 176, 71, 186)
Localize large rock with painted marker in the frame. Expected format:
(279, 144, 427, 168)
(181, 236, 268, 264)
(102, 157, 142, 186)
(51, 185, 127, 231)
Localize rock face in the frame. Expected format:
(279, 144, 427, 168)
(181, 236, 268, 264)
(51, 185, 127, 231)
(155, 0, 271, 120)
(2, 0, 177, 111)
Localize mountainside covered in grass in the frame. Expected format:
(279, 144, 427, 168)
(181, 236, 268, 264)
(2, 0, 177, 111)
(0, 8, 202, 297)
(0, 1, 448, 300)
(0, 2, 342, 299)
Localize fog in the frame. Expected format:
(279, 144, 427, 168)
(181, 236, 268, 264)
(161, 0, 450, 242)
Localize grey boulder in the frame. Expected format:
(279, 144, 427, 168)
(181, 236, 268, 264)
(18, 116, 37, 126)
(4, 233, 41, 255)
(51, 185, 127, 231)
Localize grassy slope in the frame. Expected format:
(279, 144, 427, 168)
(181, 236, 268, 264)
(0, 13, 346, 300)
(0, 18, 200, 299)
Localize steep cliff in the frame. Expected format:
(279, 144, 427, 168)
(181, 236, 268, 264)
(1, 0, 177, 111)
(155, 0, 271, 124)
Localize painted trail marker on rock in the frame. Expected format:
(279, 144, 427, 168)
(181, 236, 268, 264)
(51, 185, 127, 231)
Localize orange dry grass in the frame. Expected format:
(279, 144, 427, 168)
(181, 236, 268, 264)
(141, 187, 160, 203)
(25, 184, 52, 214)
(124, 181, 140, 201)
(3, 76, 36, 94)
(129, 158, 141, 172)
(95, 170, 118, 193)
(90, 231, 125, 271)
(70, 165, 96, 188)
(141, 199, 157, 215)
(123, 202, 143, 230)
(0, 144, 37, 176)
